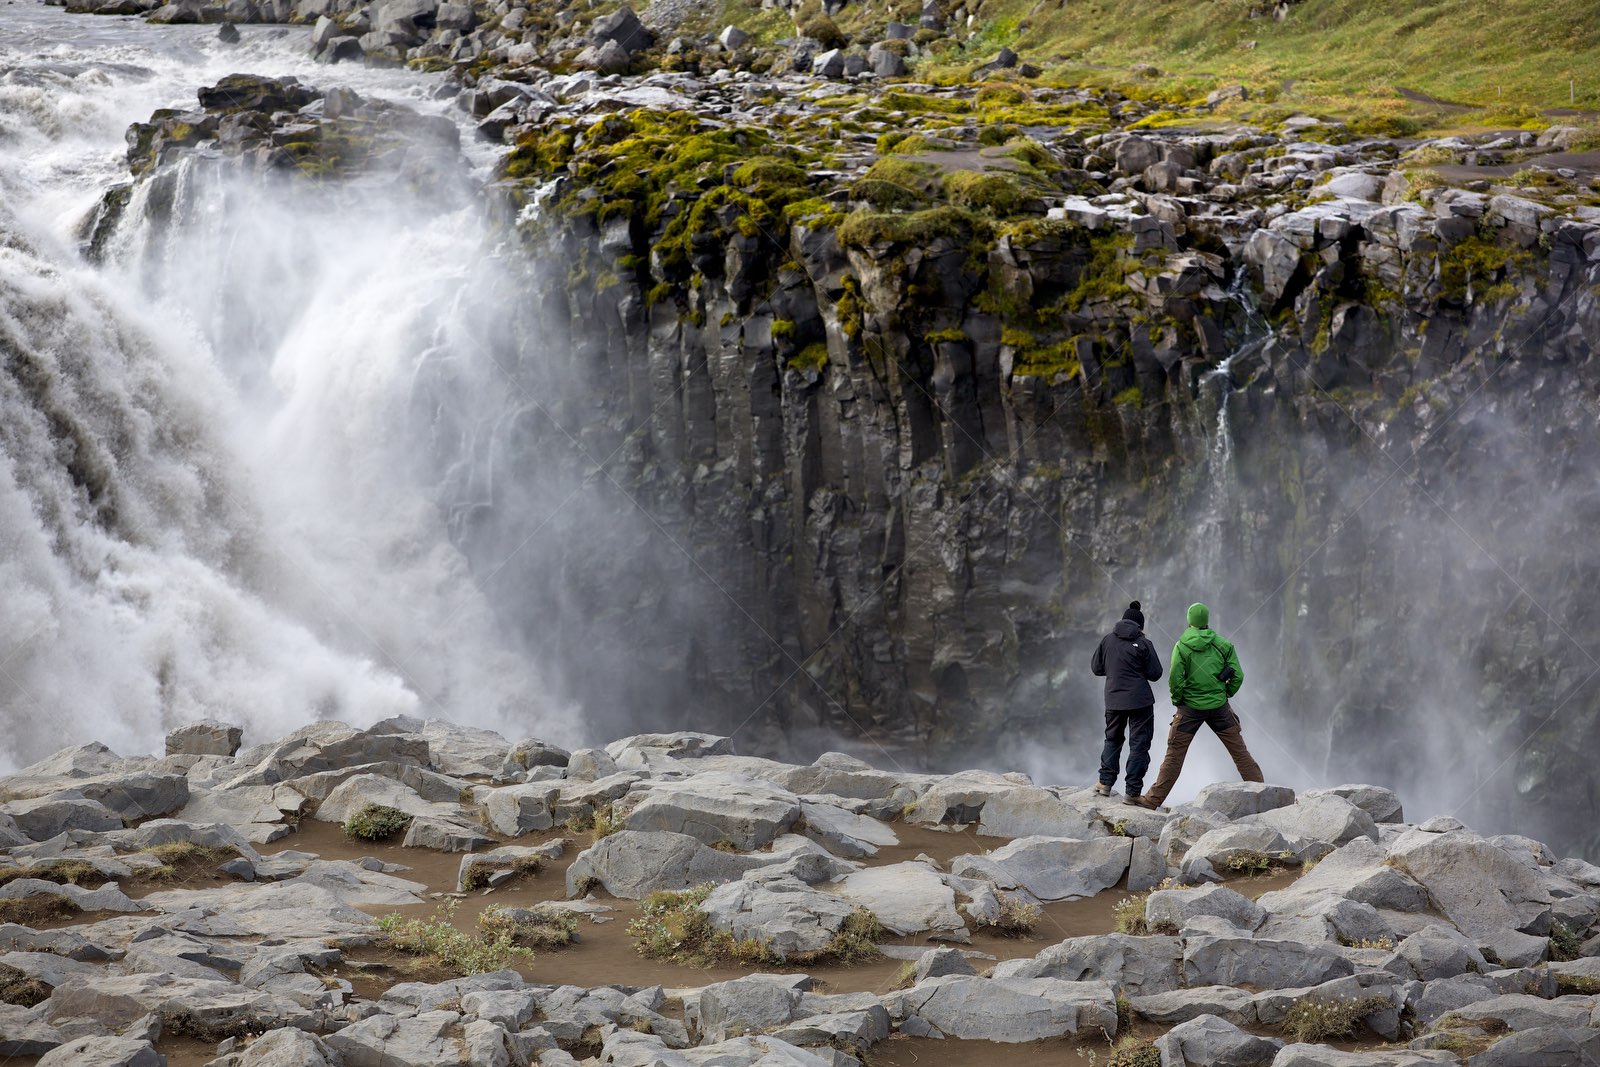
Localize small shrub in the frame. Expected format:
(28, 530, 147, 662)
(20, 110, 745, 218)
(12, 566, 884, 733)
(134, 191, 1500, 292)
(591, 805, 623, 841)
(343, 803, 414, 842)
(376, 901, 534, 975)
(0, 897, 77, 926)
(478, 905, 579, 948)
(1113, 894, 1150, 935)
(1549, 922, 1583, 962)
(462, 855, 545, 891)
(628, 885, 781, 967)
(797, 13, 846, 48)
(0, 964, 50, 1007)
(795, 907, 886, 965)
(0, 860, 103, 889)
(974, 896, 1040, 938)
(891, 961, 917, 988)
(138, 842, 237, 881)
(1281, 994, 1392, 1042)
(1108, 1037, 1161, 1067)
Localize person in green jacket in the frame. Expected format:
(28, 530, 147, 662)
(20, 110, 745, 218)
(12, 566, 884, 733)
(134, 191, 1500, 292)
(1134, 602, 1264, 810)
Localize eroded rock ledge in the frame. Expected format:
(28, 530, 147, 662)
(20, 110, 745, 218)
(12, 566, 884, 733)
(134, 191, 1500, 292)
(0, 714, 1597, 1065)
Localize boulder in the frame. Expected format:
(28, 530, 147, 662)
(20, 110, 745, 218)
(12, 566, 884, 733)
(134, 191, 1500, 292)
(694, 974, 806, 1040)
(1146, 884, 1265, 933)
(165, 719, 244, 757)
(1193, 782, 1297, 819)
(624, 773, 801, 850)
(1183, 937, 1354, 989)
(913, 946, 976, 981)
(327, 1010, 481, 1066)
(1385, 829, 1551, 938)
(718, 24, 749, 49)
(1305, 783, 1405, 825)
(403, 816, 493, 852)
(1179, 823, 1296, 882)
(1248, 794, 1378, 858)
(1392, 924, 1490, 981)
(3, 795, 124, 838)
(566, 830, 794, 898)
(605, 732, 732, 769)
(37, 1036, 161, 1067)
(973, 789, 1099, 839)
(1156, 1013, 1282, 1067)
(1464, 1026, 1600, 1066)
(1439, 993, 1592, 1032)
(832, 861, 963, 937)
(886, 975, 1118, 1041)
(565, 748, 617, 781)
(480, 783, 560, 837)
(798, 801, 897, 859)
(700, 878, 857, 959)
(991, 933, 1184, 994)
(812, 49, 845, 78)
(207, 1027, 345, 1065)
(867, 44, 907, 78)
(497, 737, 571, 779)
(1129, 985, 1258, 1026)
(949, 836, 1131, 901)
(588, 5, 653, 52)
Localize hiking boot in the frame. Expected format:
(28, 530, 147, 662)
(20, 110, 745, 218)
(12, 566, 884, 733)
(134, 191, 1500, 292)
(1092, 783, 1112, 797)
(1123, 793, 1145, 806)
(1133, 795, 1163, 810)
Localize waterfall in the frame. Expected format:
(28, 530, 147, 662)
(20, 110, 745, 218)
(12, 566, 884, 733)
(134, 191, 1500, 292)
(0, 10, 577, 768)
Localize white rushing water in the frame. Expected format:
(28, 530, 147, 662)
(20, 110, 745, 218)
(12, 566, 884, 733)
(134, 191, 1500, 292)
(0, 9, 574, 765)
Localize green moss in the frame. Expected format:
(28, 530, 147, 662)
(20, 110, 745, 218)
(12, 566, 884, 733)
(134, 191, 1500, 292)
(852, 156, 936, 209)
(1438, 233, 1532, 301)
(836, 205, 987, 248)
(924, 327, 970, 343)
(771, 318, 797, 338)
(943, 170, 1031, 216)
(1112, 385, 1144, 407)
(789, 342, 830, 372)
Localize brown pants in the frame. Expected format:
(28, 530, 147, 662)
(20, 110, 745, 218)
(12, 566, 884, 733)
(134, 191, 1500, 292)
(1143, 702, 1263, 806)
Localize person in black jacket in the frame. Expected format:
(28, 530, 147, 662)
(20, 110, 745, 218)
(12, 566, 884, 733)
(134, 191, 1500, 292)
(1089, 600, 1164, 802)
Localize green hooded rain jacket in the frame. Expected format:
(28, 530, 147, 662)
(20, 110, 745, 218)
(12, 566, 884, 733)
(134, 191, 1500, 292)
(1169, 604, 1244, 710)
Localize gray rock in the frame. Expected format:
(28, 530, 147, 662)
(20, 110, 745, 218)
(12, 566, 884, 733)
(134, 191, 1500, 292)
(3, 794, 124, 838)
(718, 24, 749, 49)
(0, 1002, 64, 1056)
(913, 946, 975, 981)
(1156, 1013, 1282, 1067)
(768, 1007, 890, 1053)
(1159, 809, 1229, 863)
(605, 732, 732, 769)
(1129, 985, 1258, 1026)
(973, 789, 1100, 839)
(1270, 1046, 1457, 1066)
(1194, 782, 1297, 819)
(327, 1010, 477, 1066)
(624, 773, 801, 850)
(165, 719, 244, 757)
(480, 783, 560, 837)
(1114, 135, 1161, 175)
(950, 836, 1130, 901)
(694, 974, 806, 1040)
(566, 830, 789, 898)
(886, 975, 1118, 1041)
(812, 49, 845, 78)
(833, 861, 963, 937)
(1249, 794, 1378, 858)
(589, 5, 652, 51)
(498, 737, 571, 777)
(1393, 924, 1491, 981)
(456, 841, 564, 892)
(1464, 1026, 1600, 1066)
(700, 878, 856, 959)
(1301, 786, 1403, 824)
(1128, 834, 1166, 891)
(867, 44, 907, 78)
(1147, 884, 1265, 933)
(1476, 927, 1547, 969)
(402, 816, 493, 852)
(798, 801, 897, 859)
(1440, 993, 1592, 1032)
(46, 973, 313, 1034)
(37, 1035, 161, 1067)
(1180, 823, 1295, 882)
(1252, 973, 1408, 1038)
(1183, 937, 1354, 989)
(1386, 829, 1551, 938)
(991, 933, 1183, 994)
(566, 748, 617, 781)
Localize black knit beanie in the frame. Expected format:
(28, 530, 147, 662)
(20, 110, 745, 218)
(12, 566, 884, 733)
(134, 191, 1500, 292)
(1122, 600, 1144, 627)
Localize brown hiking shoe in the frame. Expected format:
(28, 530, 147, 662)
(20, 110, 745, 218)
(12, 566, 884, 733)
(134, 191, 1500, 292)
(1132, 795, 1163, 810)
(1092, 783, 1112, 797)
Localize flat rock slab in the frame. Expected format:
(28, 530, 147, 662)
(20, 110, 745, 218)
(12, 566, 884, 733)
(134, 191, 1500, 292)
(992, 933, 1183, 995)
(624, 773, 802, 851)
(950, 836, 1131, 901)
(1157, 1013, 1282, 1067)
(566, 830, 805, 899)
(886, 975, 1118, 1041)
(832, 862, 963, 937)
(1270, 1045, 1458, 1066)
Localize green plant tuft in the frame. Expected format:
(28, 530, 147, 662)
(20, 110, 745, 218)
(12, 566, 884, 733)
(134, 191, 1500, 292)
(343, 803, 414, 841)
(376, 901, 534, 975)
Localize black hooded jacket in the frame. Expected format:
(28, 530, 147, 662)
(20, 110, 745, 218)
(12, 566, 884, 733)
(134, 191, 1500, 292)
(1090, 619, 1164, 711)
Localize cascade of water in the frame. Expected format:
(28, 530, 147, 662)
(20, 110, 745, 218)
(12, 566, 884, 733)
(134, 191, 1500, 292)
(0, 10, 577, 768)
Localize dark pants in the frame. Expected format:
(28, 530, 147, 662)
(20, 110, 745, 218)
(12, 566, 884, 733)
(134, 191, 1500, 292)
(1144, 701, 1264, 806)
(1099, 706, 1155, 797)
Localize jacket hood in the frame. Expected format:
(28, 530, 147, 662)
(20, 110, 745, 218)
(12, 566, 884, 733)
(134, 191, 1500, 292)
(1113, 619, 1143, 640)
(1179, 626, 1217, 651)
